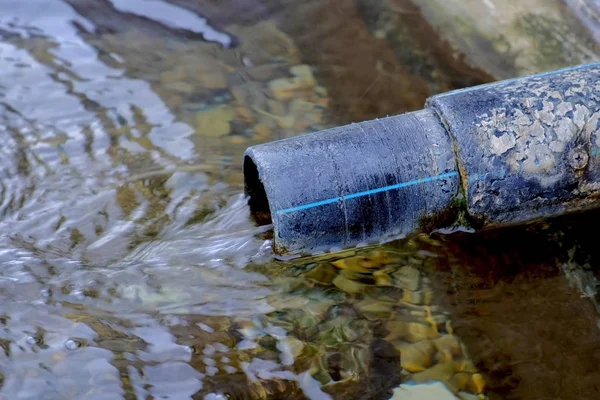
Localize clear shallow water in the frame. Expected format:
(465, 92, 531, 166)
(0, 1, 600, 399)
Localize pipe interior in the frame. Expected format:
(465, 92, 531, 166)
(243, 155, 273, 226)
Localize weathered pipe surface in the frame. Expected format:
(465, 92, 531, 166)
(428, 62, 600, 226)
(244, 62, 600, 256)
(244, 109, 459, 254)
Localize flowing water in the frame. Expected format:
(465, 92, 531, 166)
(1, 1, 600, 399)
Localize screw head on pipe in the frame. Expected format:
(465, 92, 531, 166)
(568, 146, 589, 170)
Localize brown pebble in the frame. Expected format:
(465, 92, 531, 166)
(449, 372, 474, 393)
(374, 270, 393, 286)
(434, 334, 463, 362)
(267, 99, 287, 117)
(289, 64, 313, 78)
(402, 289, 435, 305)
(268, 75, 316, 101)
(253, 123, 271, 139)
(355, 300, 395, 320)
(195, 105, 235, 137)
(393, 340, 436, 373)
(277, 116, 295, 129)
(332, 270, 369, 294)
(315, 87, 328, 97)
(394, 266, 421, 291)
(385, 319, 439, 342)
(229, 135, 248, 145)
(453, 359, 479, 374)
(236, 107, 254, 123)
(472, 373, 486, 394)
(285, 336, 305, 358)
(303, 263, 337, 285)
(411, 361, 455, 384)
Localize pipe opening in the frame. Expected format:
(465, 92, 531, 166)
(243, 155, 272, 226)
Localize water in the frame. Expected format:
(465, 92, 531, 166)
(0, 1, 600, 399)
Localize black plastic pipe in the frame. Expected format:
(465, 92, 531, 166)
(243, 62, 600, 256)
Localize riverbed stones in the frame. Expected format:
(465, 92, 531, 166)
(93, 22, 330, 191)
(405, 359, 487, 395)
(307, 247, 490, 398)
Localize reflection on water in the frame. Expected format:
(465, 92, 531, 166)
(107, 0, 233, 47)
(0, 0, 599, 399)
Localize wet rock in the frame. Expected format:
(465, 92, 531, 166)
(267, 66, 316, 101)
(393, 339, 436, 372)
(303, 263, 337, 285)
(230, 83, 264, 108)
(385, 319, 439, 342)
(315, 86, 328, 97)
(472, 373, 486, 394)
(316, 317, 370, 346)
(354, 298, 395, 320)
(226, 21, 299, 66)
(332, 270, 370, 294)
(195, 61, 229, 90)
(448, 372, 476, 393)
(228, 135, 248, 146)
(308, 342, 372, 396)
(373, 270, 393, 286)
(253, 123, 271, 140)
(394, 266, 421, 291)
(266, 99, 288, 117)
(453, 359, 479, 374)
(324, 304, 359, 320)
(195, 105, 235, 137)
(276, 115, 295, 129)
(289, 64, 313, 79)
(235, 106, 254, 123)
(331, 251, 397, 274)
(402, 289, 435, 305)
(447, 371, 487, 395)
(411, 361, 456, 385)
(285, 336, 305, 359)
(434, 334, 464, 362)
(332, 258, 372, 274)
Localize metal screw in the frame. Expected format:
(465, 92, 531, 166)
(568, 147, 589, 170)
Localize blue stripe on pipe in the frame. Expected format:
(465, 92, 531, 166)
(276, 171, 459, 215)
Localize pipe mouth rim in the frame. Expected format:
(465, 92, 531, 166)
(243, 154, 273, 226)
